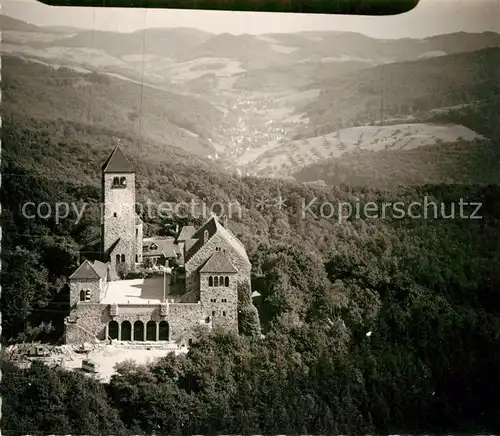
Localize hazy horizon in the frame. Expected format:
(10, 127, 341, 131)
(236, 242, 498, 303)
(2, 0, 499, 38)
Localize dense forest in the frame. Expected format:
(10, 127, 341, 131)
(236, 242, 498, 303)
(2, 107, 500, 433)
(2, 37, 500, 434)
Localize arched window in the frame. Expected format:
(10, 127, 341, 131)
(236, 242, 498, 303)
(214, 276, 219, 287)
(121, 254, 125, 263)
(224, 276, 229, 287)
(80, 290, 86, 301)
(135, 254, 138, 262)
(219, 276, 224, 285)
(120, 177, 127, 186)
(116, 254, 120, 264)
(112, 177, 119, 187)
(222, 311, 226, 317)
(208, 276, 213, 287)
(85, 290, 91, 301)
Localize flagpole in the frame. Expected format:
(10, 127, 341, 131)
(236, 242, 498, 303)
(163, 267, 166, 303)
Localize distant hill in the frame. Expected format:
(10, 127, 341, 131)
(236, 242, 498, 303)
(2, 15, 500, 180)
(304, 47, 500, 134)
(239, 123, 486, 178)
(0, 15, 42, 32)
(2, 55, 226, 158)
(41, 25, 84, 33)
(292, 140, 500, 189)
(45, 27, 213, 58)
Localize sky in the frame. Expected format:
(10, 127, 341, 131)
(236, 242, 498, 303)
(2, 0, 499, 38)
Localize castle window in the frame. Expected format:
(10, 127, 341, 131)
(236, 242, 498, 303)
(85, 290, 91, 301)
(212, 311, 216, 316)
(79, 290, 86, 301)
(208, 276, 213, 287)
(112, 177, 120, 187)
(222, 311, 226, 317)
(121, 254, 125, 263)
(135, 255, 138, 262)
(113, 212, 117, 217)
(136, 229, 138, 237)
(116, 254, 120, 264)
(222, 298, 227, 303)
(224, 276, 229, 287)
(120, 177, 127, 187)
(219, 276, 224, 285)
(214, 276, 219, 287)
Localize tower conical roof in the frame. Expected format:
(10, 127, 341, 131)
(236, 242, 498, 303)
(102, 146, 134, 173)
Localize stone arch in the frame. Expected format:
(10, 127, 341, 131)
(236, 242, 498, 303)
(133, 320, 144, 341)
(146, 321, 156, 341)
(108, 321, 119, 340)
(158, 321, 169, 341)
(121, 321, 132, 341)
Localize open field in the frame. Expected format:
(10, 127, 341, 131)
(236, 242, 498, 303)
(242, 122, 485, 177)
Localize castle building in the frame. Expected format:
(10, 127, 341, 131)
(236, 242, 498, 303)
(64, 146, 251, 345)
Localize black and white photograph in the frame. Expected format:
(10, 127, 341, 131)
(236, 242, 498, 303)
(1, 0, 499, 433)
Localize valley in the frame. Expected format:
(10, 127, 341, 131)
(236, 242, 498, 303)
(1, 15, 499, 185)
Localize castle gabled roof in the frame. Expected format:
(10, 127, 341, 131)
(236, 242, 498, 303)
(177, 225, 196, 242)
(91, 260, 109, 278)
(102, 145, 134, 173)
(142, 237, 180, 258)
(69, 260, 108, 280)
(185, 215, 250, 264)
(199, 251, 238, 274)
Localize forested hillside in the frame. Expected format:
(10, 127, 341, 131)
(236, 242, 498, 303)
(2, 107, 500, 433)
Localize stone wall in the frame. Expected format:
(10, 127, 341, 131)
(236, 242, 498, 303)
(70, 278, 102, 307)
(65, 303, 109, 343)
(168, 302, 209, 341)
(102, 172, 136, 277)
(135, 222, 143, 263)
(184, 232, 251, 294)
(199, 273, 238, 330)
(65, 301, 212, 344)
